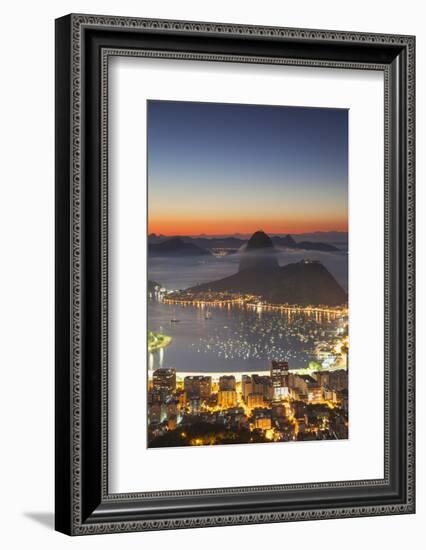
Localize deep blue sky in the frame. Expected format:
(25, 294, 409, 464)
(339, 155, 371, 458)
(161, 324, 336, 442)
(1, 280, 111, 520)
(147, 100, 348, 235)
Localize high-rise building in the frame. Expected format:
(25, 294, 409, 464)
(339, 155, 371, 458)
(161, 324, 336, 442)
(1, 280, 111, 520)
(219, 375, 236, 391)
(252, 408, 272, 430)
(148, 403, 161, 424)
(184, 375, 212, 400)
(323, 386, 338, 403)
(293, 374, 316, 397)
(247, 392, 264, 410)
(164, 398, 180, 419)
(152, 368, 176, 395)
(313, 371, 330, 388)
(217, 390, 237, 409)
(189, 397, 201, 415)
(292, 400, 307, 419)
(251, 374, 273, 401)
(175, 389, 186, 406)
(148, 388, 163, 404)
(328, 370, 348, 391)
(271, 402, 286, 419)
(242, 375, 253, 402)
(308, 385, 323, 403)
(270, 360, 289, 400)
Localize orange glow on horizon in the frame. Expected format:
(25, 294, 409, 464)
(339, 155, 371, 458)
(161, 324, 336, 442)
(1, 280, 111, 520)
(148, 218, 348, 236)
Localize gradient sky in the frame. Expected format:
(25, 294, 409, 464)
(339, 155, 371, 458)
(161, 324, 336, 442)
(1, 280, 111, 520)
(147, 100, 348, 236)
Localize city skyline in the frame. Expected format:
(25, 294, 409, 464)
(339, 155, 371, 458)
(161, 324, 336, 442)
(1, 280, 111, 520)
(147, 100, 348, 236)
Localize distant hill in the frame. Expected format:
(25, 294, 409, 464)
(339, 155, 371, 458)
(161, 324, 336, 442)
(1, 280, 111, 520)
(148, 237, 211, 256)
(189, 261, 346, 306)
(273, 234, 297, 247)
(148, 233, 339, 252)
(294, 240, 339, 252)
(271, 235, 338, 251)
(290, 231, 348, 244)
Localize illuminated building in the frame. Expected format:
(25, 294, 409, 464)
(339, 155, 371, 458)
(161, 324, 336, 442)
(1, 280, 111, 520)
(219, 375, 236, 391)
(176, 389, 187, 406)
(288, 387, 301, 400)
(253, 408, 272, 430)
(308, 385, 323, 403)
(148, 403, 161, 424)
(224, 407, 247, 429)
(184, 375, 212, 400)
(217, 390, 237, 409)
(292, 401, 307, 419)
(247, 392, 264, 410)
(148, 388, 163, 404)
(271, 402, 286, 419)
(273, 386, 289, 400)
(153, 368, 176, 395)
(243, 374, 273, 404)
(255, 417, 272, 430)
(189, 397, 201, 415)
(252, 374, 273, 401)
(242, 375, 253, 401)
(286, 372, 296, 388)
(328, 370, 348, 391)
(293, 374, 316, 397)
(167, 415, 177, 431)
(323, 386, 338, 403)
(270, 360, 289, 400)
(313, 371, 330, 387)
(165, 398, 180, 419)
(293, 375, 308, 395)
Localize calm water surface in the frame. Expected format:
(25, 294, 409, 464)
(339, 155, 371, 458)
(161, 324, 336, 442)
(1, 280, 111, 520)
(147, 252, 346, 374)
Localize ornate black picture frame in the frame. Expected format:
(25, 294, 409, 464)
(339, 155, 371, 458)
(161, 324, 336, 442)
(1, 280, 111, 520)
(55, 14, 415, 535)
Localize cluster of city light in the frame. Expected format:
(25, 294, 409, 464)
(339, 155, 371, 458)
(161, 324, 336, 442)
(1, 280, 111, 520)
(162, 290, 346, 317)
(148, 366, 348, 446)
(162, 294, 247, 308)
(148, 287, 349, 446)
(247, 302, 345, 317)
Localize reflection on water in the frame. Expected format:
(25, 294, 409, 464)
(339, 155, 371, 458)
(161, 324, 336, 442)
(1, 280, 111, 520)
(148, 254, 347, 374)
(148, 299, 339, 373)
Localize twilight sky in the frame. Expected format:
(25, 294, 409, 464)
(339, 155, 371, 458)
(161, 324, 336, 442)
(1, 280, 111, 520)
(147, 100, 348, 236)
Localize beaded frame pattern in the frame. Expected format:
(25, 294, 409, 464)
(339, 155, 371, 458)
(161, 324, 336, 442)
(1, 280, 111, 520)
(68, 14, 415, 535)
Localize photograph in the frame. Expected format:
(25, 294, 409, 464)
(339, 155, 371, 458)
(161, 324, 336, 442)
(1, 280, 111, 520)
(50, 8, 415, 539)
(0, 0, 418, 545)
(147, 100, 349, 448)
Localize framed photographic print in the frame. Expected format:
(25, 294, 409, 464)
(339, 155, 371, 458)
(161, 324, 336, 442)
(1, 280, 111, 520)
(55, 14, 415, 535)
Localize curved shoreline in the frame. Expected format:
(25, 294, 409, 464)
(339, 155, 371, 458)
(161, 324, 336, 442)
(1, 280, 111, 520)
(162, 295, 347, 316)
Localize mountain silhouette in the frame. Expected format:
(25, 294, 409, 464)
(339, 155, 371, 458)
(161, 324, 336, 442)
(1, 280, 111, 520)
(245, 230, 274, 250)
(277, 234, 297, 247)
(186, 231, 347, 306)
(239, 230, 279, 272)
(148, 233, 340, 252)
(189, 260, 346, 306)
(148, 237, 211, 256)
